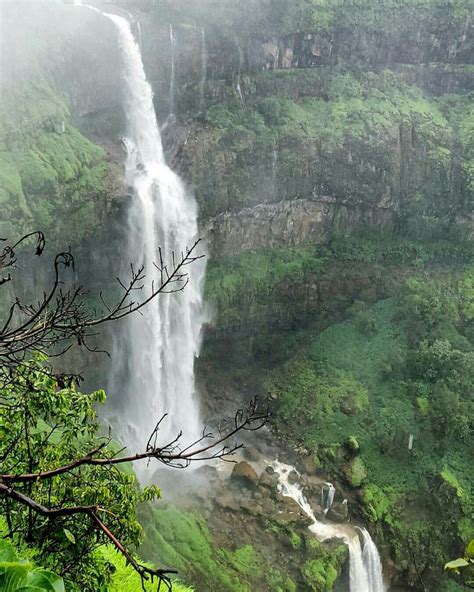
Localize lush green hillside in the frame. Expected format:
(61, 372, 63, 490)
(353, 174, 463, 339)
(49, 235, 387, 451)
(0, 74, 115, 245)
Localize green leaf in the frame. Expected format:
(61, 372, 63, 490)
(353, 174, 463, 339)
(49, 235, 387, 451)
(466, 540, 474, 559)
(444, 557, 470, 571)
(28, 569, 65, 592)
(63, 528, 76, 545)
(0, 541, 18, 562)
(0, 562, 30, 590)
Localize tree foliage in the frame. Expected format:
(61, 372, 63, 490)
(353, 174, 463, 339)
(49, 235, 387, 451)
(0, 233, 268, 591)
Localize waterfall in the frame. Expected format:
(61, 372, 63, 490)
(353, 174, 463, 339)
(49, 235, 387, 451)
(199, 28, 207, 113)
(169, 24, 176, 117)
(136, 20, 142, 51)
(235, 82, 244, 105)
(321, 482, 336, 516)
(272, 461, 385, 592)
(235, 42, 244, 106)
(271, 144, 279, 198)
(76, 4, 206, 461)
(361, 527, 386, 592)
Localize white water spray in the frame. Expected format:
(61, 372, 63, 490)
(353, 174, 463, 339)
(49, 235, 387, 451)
(169, 24, 176, 117)
(272, 461, 385, 592)
(76, 3, 206, 461)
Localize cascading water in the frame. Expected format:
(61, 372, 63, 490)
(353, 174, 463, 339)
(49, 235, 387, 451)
(199, 28, 207, 113)
(321, 482, 336, 516)
(236, 82, 244, 105)
(136, 20, 142, 50)
(361, 527, 386, 592)
(169, 24, 176, 117)
(76, 3, 206, 461)
(272, 461, 385, 592)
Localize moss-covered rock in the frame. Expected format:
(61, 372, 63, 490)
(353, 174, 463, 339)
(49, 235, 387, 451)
(0, 75, 115, 245)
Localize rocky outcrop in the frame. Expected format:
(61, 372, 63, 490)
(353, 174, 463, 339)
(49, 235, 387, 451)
(205, 198, 396, 256)
(230, 461, 259, 487)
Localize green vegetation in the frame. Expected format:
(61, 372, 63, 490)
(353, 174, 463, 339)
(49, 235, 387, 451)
(185, 70, 472, 230)
(205, 232, 473, 331)
(0, 355, 162, 592)
(204, 229, 473, 591)
(0, 539, 64, 592)
(149, 0, 472, 37)
(98, 547, 193, 592)
(261, 271, 473, 588)
(0, 76, 111, 244)
(139, 504, 261, 591)
(302, 540, 347, 591)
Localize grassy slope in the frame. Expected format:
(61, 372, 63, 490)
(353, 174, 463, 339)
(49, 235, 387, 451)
(265, 291, 473, 589)
(0, 75, 111, 244)
(204, 235, 473, 589)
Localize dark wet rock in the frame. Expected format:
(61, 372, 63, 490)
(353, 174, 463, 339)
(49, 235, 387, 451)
(273, 496, 314, 528)
(214, 491, 240, 512)
(243, 445, 261, 462)
(298, 455, 319, 475)
(258, 469, 279, 496)
(230, 461, 259, 488)
(327, 501, 349, 523)
(288, 469, 299, 485)
(194, 464, 220, 483)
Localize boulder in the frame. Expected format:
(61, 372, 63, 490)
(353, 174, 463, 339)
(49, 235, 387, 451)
(243, 445, 261, 462)
(230, 461, 259, 488)
(272, 497, 313, 528)
(288, 469, 299, 485)
(327, 501, 349, 523)
(258, 469, 279, 496)
(214, 491, 240, 512)
(194, 464, 220, 482)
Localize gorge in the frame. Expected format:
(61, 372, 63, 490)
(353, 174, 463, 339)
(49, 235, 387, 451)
(0, 1, 472, 591)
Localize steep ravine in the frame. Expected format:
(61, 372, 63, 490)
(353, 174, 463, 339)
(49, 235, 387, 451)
(0, 1, 472, 591)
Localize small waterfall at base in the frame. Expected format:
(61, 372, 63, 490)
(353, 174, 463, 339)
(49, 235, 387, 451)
(272, 461, 385, 592)
(321, 482, 336, 516)
(361, 527, 386, 592)
(76, 4, 206, 464)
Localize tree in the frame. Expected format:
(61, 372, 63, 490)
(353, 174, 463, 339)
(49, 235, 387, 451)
(0, 232, 269, 591)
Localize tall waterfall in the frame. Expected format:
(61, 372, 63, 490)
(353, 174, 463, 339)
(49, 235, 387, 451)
(272, 461, 385, 592)
(77, 4, 206, 458)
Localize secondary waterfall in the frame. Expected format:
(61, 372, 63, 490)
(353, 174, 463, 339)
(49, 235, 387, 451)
(321, 482, 336, 516)
(77, 4, 206, 458)
(199, 28, 207, 113)
(272, 461, 385, 592)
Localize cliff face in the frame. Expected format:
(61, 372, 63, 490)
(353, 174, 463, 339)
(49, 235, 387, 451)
(206, 197, 397, 256)
(1, 0, 472, 252)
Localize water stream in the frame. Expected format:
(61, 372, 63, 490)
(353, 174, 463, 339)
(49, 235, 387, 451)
(199, 27, 207, 113)
(76, 3, 206, 460)
(272, 461, 385, 592)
